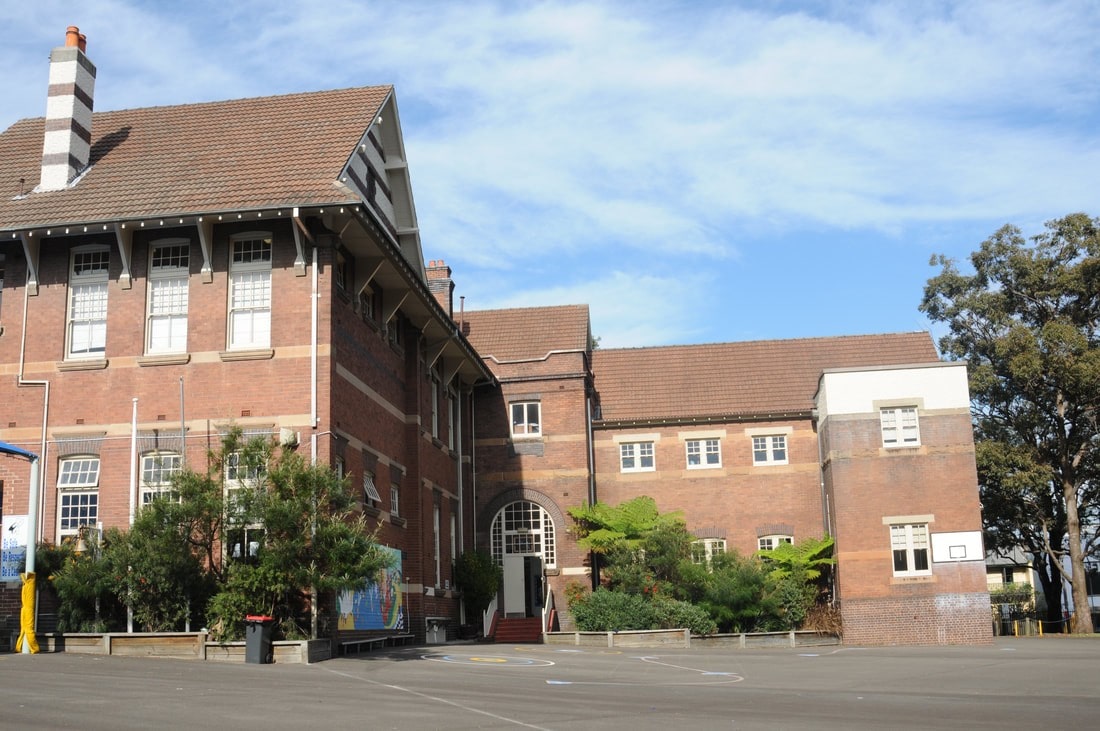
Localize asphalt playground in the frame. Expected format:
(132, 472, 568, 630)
(1, 637, 1097, 729)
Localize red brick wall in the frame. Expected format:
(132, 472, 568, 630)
(594, 419, 826, 556)
(824, 409, 991, 644)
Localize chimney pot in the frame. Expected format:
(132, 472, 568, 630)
(65, 26, 80, 47)
(78, 33, 87, 53)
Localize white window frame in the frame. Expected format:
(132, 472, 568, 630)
(686, 438, 721, 469)
(489, 501, 557, 570)
(66, 245, 110, 359)
(752, 435, 788, 466)
(58, 456, 101, 538)
(691, 538, 726, 567)
(881, 406, 920, 447)
(619, 441, 655, 472)
(227, 234, 272, 350)
(390, 483, 400, 517)
(758, 535, 794, 551)
(510, 401, 541, 438)
(890, 523, 931, 576)
(146, 239, 190, 354)
(140, 451, 181, 505)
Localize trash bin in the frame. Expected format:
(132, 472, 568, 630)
(244, 615, 274, 664)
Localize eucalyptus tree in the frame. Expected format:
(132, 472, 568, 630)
(921, 213, 1100, 633)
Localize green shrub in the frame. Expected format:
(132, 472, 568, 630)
(571, 588, 656, 631)
(651, 595, 717, 635)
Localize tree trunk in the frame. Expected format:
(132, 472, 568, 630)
(1036, 551, 1064, 629)
(1064, 479, 1095, 634)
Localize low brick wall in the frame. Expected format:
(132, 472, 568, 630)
(35, 633, 330, 663)
(841, 592, 994, 646)
(545, 629, 841, 649)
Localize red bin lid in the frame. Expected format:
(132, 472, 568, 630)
(245, 615, 274, 621)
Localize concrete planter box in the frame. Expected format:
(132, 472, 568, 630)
(37, 633, 330, 664)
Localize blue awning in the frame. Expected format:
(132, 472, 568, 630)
(0, 441, 38, 461)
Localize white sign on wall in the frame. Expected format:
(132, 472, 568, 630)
(931, 530, 984, 563)
(1, 515, 29, 582)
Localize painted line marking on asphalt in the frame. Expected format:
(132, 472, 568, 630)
(321, 666, 553, 730)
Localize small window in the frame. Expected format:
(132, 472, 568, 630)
(881, 407, 920, 447)
(691, 538, 726, 567)
(390, 483, 400, 517)
(58, 456, 101, 488)
(140, 452, 181, 504)
(363, 473, 382, 504)
(359, 285, 377, 322)
(619, 442, 655, 472)
(752, 435, 787, 465)
(890, 523, 931, 576)
(686, 439, 721, 469)
(510, 401, 541, 438)
(758, 535, 794, 551)
(430, 369, 441, 439)
(448, 391, 458, 451)
(334, 248, 353, 295)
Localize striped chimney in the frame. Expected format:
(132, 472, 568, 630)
(40, 26, 97, 191)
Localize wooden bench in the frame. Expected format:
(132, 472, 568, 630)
(387, 634, 415, 646)
(339, 636, 389, 656)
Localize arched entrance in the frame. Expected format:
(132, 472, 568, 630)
(490, 501, 556, 617)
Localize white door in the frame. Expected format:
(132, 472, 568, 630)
(503, 553, 527, 617)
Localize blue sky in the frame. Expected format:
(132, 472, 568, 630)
(3, 1, 1098, 348)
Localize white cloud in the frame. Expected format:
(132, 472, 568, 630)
(3, 0, 1099, 345)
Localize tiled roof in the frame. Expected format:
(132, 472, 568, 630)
(462, 305, 590, 380)
(0, 86, 392, 231)
(593, 332, 941, 423)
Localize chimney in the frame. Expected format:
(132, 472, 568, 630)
(40, 26, 97, 191)
(425, 259, 455, 318)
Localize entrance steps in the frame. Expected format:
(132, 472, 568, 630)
(492, 616, 543, 644)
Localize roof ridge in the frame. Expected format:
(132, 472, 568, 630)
(596, 331, 931, 354)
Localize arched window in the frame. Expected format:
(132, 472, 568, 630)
(490, 501, 556, 569)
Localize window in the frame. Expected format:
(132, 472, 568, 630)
(363, 472, 382, 505)
(67, 246, 110, 358)
(430, 370, 440, 439)
(228, 235, 272, 349)
(890, 523, 931, 576)
(619, 442, 655, 472)
(58, 456, 100, 537)
(140, 452, 181, 504)
(510, 401, 541, 438)
(334, 456, 345, 482)
(390, 483, 400, 517)
(448, 392, 458, 451)
(752, 435, 787, 465)
(227, 527, 265, 563)
(146, 240, 189, 354)
(334, 248, 352, 295)
(758, 535, 793, 551)
(881, 407, 920, 447)
(490, 500, 557, 569)
(434, 505, 441, 588)
(686, 439, 721, 468)
(691, 538, 726, 567)
(359, 285, 377, 322)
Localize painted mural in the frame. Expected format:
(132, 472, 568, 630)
(337, 544, 404, 630)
